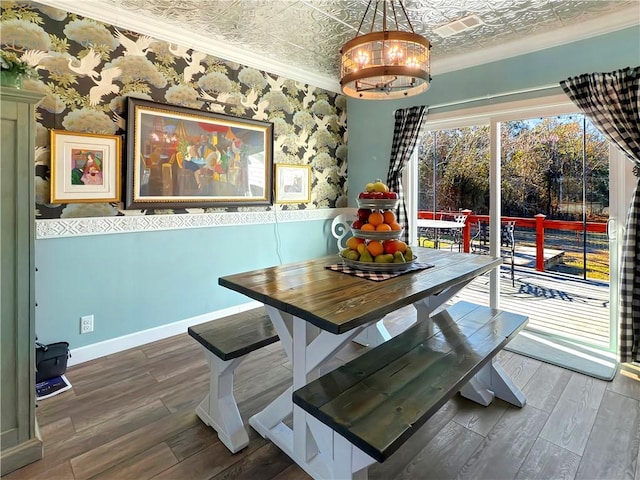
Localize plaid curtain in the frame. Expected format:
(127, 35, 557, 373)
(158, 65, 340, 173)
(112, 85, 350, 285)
(560, 66, 640, 363)
(387, 106, 427, 243)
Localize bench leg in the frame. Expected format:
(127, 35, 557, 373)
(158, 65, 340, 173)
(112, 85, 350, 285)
(459, 376, 495, 406)
(486, 358, 526, 407)
(195, 351, 249, 453)
(333, 432, 371, 480)
(460, 358, 526, 408)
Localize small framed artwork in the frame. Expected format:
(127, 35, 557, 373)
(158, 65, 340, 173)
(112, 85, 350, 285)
(125, 97, 274, 209)
(50, 130, 122, 203)
(275, 164, 311, 204)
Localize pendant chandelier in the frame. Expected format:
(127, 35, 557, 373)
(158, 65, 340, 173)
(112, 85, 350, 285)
(340, 0, 431, 100)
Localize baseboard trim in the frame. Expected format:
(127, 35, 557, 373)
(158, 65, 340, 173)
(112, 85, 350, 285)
(0, 437, 43, 476)
(68, 301, 262, 366)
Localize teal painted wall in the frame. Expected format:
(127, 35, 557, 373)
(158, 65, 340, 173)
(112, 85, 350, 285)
(35, 218, 337, 347)
(347, 26, 640, 205)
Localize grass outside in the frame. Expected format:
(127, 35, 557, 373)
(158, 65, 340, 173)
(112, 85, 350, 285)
(550, 250, 610, 281)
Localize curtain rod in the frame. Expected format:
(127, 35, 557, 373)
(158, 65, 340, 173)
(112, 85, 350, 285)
(428, 83, 561, 111)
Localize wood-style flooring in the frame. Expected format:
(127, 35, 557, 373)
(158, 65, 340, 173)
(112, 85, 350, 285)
(7, 309, 639, 480)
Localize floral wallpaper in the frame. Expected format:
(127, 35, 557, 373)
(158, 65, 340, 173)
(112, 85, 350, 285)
(1, 1, 348, 219)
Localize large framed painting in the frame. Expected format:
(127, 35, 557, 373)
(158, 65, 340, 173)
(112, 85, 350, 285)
(50, 130, 122, 203)
(125, 98, 273, 209)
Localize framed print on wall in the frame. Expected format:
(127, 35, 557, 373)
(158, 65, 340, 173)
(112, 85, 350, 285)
(275, 164, 311, 204)
(125, 97, 274, 209)
(50, 130, 122, 203)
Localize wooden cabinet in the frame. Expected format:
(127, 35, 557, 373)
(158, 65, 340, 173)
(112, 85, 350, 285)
(0, 88, 43, 475)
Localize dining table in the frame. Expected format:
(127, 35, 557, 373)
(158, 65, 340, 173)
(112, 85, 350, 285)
(416, 218, 466, 249)
(218, 247, 524, 478)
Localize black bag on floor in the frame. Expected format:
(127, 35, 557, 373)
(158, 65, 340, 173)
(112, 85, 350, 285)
(36, 341, 70, 383)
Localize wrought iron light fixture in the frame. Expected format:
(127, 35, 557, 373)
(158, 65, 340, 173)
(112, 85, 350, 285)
(340, 0, 431, 100)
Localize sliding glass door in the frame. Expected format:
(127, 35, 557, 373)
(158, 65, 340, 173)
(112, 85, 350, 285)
(412, 95, 621, 353)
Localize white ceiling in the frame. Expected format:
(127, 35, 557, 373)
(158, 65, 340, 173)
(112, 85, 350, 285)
(39, 0, 640, 92)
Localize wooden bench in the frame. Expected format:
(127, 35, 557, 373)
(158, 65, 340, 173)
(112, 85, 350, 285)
(188, 307, 278, 453)
(292, 301, 527, 476)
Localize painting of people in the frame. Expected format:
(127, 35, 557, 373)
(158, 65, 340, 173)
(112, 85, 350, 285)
(50, 130, 121, 203)
(126, 98, 273, 209)
(71, 151, 104, 186)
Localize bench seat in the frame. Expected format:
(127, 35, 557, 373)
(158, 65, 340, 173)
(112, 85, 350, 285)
(188, 306, 278, 360)
(293, 301, 528, 465)
(188, 307, 278, 453)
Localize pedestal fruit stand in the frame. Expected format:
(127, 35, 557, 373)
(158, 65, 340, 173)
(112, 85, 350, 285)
(340, 181, 415, 271)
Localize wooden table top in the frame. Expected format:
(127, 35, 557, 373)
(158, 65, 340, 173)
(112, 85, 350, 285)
(219, 248, 501, 334)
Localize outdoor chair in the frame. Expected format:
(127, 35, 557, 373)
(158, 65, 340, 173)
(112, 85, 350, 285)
(470, 220, 515, 285)
(501, 221, 516, 286)
(448, 214, 467, 252)
(471, 221, 489, 254)
(417, 222, 429, 247)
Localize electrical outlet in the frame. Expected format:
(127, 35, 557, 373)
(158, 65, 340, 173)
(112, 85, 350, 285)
(80, 315, 94, 334)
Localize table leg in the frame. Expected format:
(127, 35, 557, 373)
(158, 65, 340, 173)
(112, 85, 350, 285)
(353, 319, 391, 347)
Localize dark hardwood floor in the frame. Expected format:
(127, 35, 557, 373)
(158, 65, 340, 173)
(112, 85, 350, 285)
(7, 309, 640, 480)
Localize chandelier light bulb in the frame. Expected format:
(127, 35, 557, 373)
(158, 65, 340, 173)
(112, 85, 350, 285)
(387, 44, 403, 65)
(406, 57, 420, 68)
(355, 50, 370, 68)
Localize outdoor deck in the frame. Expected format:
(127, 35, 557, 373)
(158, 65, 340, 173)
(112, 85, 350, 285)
(452, 264, 611, 349)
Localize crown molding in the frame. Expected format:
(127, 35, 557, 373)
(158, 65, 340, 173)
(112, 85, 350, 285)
(34, 0, 341, 93)
(432, 6, 640, 75)
(35, 208, 350, 239)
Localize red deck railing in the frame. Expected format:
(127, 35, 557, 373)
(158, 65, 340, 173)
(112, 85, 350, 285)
(417, 210, 607, 271)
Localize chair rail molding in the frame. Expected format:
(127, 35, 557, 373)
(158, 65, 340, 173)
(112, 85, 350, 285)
(35, 208, 353, 239)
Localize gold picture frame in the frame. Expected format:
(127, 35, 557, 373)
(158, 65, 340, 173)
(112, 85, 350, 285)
(50, 130, 122, 203)
(125, 98, 274, 209)
(275, 164, 311, 204)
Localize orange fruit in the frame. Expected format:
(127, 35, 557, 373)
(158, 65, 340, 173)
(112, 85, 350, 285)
(368, 211, 384, 226)
(367, 240, 384, 257)
(395, 240, 407, 253)
(389, 221, 402, 231)
(383, 210, 396, 224)
(346, 236, 364, 250)
(361, 223, 375, 231)
(376, 223, 392, 232)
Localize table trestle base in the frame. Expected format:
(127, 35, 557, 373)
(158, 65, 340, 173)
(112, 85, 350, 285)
(353, 319, 391, 347)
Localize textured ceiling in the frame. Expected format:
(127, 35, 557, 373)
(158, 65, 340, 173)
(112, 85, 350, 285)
(45, 0, 640, 90)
